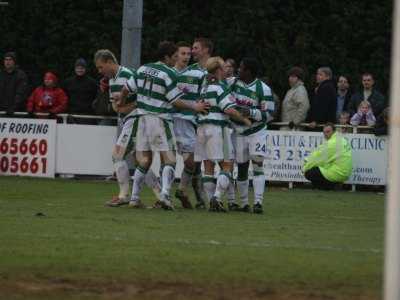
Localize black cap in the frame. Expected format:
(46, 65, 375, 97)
(4, 52, 17, 62)
(75, 58, 87, 68)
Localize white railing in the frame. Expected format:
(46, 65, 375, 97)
(269, 121, 375, 133)
(0, 111, 376, 133)
(0, 111, 118, 123)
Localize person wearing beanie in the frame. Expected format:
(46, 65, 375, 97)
(62, 58, 97, 124)
(26, 71, 68, 117)
(4, 52, 17, 64)
(0, 52, 29, 115)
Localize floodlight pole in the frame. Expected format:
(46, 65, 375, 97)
(384, 0, 400, 299)
(121, 0, 143, 69)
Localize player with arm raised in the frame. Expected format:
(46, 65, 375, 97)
(119, 41, 209, 210)
(230, 58, 275, 214)
(195, 57, 251, 212)
(94, 49, 161, 207)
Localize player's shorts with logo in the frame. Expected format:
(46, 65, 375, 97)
(135, 114, 176, 152)
(232, 128, 268, 163)
(173, 118, 196, 154)
(116, 116, 137, 158)
(195, 124, 235, 162)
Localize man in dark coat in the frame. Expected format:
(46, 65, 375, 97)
(0, 52, 29, 116)
(348, 72, 386, 117)
(307, 66, 337, 129)
(63, 58, 98, 124)
(336, 75, 352, 122)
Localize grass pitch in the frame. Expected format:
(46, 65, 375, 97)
(0, 176, 384, 299)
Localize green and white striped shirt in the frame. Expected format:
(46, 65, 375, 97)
(231, 78, 275, 135)
(109, 66, 136, 119)
(126, 61, 184, 120)
(174, 63, 207, 124)
(197, 80, 236, 127)
(109, 66, 136, 103)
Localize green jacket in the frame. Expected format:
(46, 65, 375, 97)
(303, 132, 352, 182)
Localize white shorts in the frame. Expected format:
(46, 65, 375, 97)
(232, 129, 268, 163)
(115, 116, 137, 157)
(194, 124, 234, 162)
(135, 115, 176, 152)
(173, 118, 196, 154)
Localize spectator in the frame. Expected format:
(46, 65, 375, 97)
(0, 52, 29, 116)
(223, 58, 236, 78)
(92, 76, 117, 126)
(348, 73, 386, 116)
(303, 123, 352, 190)
(350, 100, 376, 126)
(280, 66, 310, 130)
(307, 67, 337, 129)
(374, 107, 389, 136)
(336, 75, 352, 122)
(338, 111, 351, 133)
(26, 72, 68, 117)
(63, 58, 98, 124)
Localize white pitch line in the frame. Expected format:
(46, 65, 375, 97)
(4, 232, 381, 254)
(160, 239, 382, 254)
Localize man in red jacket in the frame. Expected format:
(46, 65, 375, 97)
(26, 72, 68, 117)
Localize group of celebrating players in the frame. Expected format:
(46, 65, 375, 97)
(94, 37, 275, 214)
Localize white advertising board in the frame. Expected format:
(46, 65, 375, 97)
(56, 124, 116, 175)
(0, 118, 56, 178)
(264, 130, 387, 185)
(55, 124, 184, 177)
(2, 122, 386, 186)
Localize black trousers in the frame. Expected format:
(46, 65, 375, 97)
(304, 167, 335, 190)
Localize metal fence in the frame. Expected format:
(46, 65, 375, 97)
(0, 111, 376, 133)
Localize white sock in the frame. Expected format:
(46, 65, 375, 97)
(214, 172, 230, 201)
(161, 165, 175, 197)
(192, 166, 205, 203)
(227, 180, 236, 204)
(253, 166, 265, 205)
(179, 167, 193, 193)
(202, 175, 216, 202)
(114, 160, 130, 199)
(145, 169, 161, 199)
(145, 169, 160, 190)
(237, 179, 249, 206)
(131, 166, 147, 202)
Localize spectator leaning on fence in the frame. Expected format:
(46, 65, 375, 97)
(0, 52, 29, 116)
(373, 107, 389, 136)
(62, 58, 98, 124)
(303, 123, 352, 190)
(348, 72, 386, 117)
(307, 67, 337, 129)
(350, 100, 376, 126)
(280, 66, 310, 130)
(336, 75, 352, 122)
(338, 111, 352, 133)
(26, 72, 68, 117)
